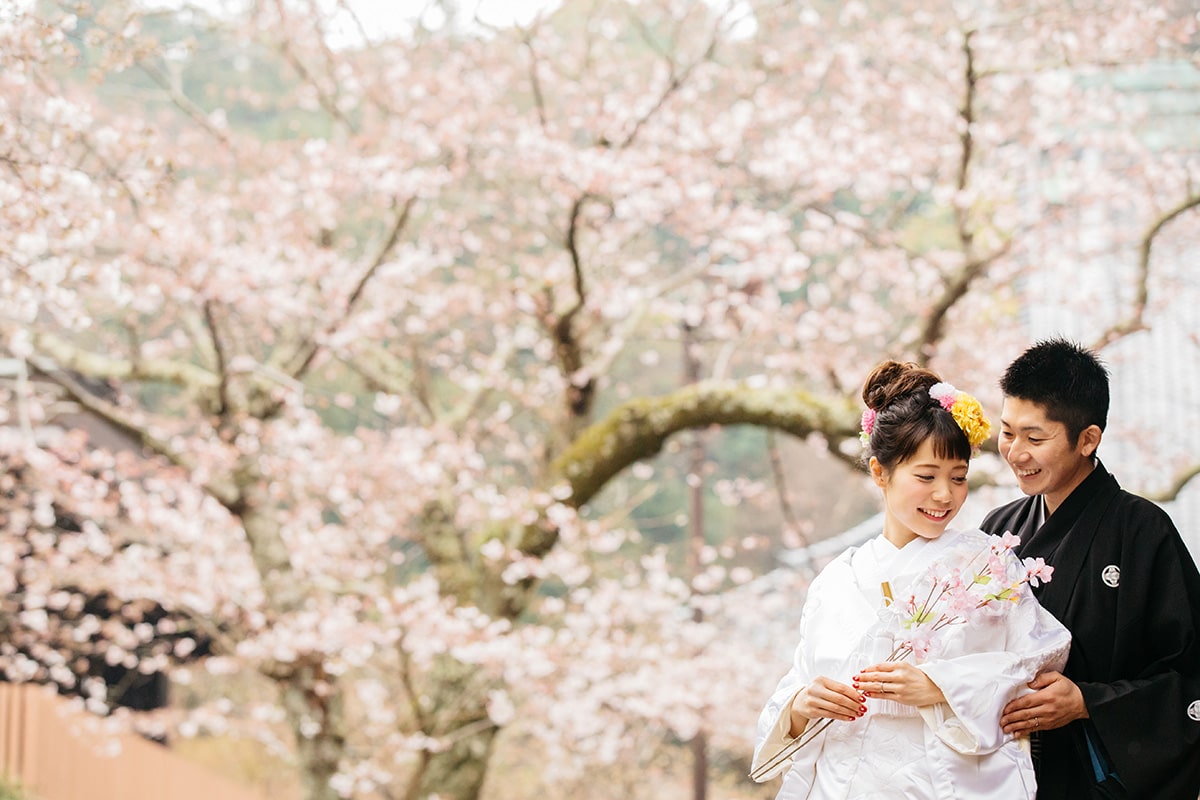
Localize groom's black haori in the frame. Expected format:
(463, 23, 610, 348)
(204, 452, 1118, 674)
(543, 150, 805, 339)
(984, 460, 1200, 799)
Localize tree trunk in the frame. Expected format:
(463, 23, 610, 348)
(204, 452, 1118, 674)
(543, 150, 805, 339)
(411, 655, 500, 800)
(691, 732, 708, 800)
(414, 724, 499, 800)
(684, 324, 709, 800)
(279, 664, 347, 800)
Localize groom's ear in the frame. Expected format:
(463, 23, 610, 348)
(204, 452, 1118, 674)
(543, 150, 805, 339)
(1078, 424, 1102, 458)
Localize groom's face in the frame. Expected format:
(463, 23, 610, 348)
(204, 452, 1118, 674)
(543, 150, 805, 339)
(998, 397, 1099, 513)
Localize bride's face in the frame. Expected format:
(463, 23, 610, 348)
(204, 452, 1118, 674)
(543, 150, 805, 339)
(872, 438, 969, 548)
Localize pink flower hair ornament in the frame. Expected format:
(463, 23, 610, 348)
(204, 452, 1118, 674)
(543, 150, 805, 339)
(859, 408, 877, 446)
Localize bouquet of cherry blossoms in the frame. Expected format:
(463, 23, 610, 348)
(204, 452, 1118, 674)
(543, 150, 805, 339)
(750, 532, 1054, 782)
(883, 532, 1054, 663)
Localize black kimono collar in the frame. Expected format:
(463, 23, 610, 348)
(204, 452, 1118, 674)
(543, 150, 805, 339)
(1022, 460, 1121, 610)
(1020, 461, 1111, 554)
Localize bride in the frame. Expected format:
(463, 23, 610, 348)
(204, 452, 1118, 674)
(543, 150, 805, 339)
(751, 361, 1070, 799)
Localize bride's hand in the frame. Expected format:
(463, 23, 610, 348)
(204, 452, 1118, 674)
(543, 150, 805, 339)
(854, 662, 945, 707)
(790, 675, 867, 733)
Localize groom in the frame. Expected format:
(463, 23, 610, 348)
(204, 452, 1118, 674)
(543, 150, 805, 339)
(981, 338, 1200, 799)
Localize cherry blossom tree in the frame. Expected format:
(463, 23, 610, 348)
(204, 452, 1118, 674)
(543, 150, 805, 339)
(1, 1, 1197, 799)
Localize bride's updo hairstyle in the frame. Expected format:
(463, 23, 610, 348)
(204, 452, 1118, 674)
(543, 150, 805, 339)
(861, 360, 973, 471)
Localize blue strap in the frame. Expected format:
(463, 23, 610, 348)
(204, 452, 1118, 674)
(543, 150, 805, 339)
(1084, 725, 1120, 782)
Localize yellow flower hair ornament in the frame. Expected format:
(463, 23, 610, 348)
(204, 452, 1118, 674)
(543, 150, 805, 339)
(929, 382, 991, 452)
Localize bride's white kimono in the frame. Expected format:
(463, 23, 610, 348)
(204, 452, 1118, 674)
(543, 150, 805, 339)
(752, 527, 1071, 799)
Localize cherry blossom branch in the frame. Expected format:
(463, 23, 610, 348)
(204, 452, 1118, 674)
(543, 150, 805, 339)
(27, 71, 159, 220)
(333, 0, 372, 49)
(202, 299, 233, 417)
(339, 344, 437, 423)
(584, 258, 722, 385)
(281, 195, 418, 382)
(396, 629, 433, 742)
(313, 0, 390, 112)
(24, 353, 243, 506)
(915, 29, 1019, 362)
(347, 198, 419, 313)
(954, 29, 978, 255)
(612, 14, 720, 149)
(446, 340, 516, 433)
(540, 193, 607, 426)
(269, 0, 358, 134)
(519, 28, 549, 131)
(21, 357, 303, 617)
(33, 331, 220, 393)
(127, 50, 237, 155)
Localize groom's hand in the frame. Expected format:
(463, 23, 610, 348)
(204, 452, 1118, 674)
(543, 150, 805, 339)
(1000, 670, 1088, 734)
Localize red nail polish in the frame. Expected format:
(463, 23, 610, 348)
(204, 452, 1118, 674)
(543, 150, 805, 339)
(860, 706, 867, 713)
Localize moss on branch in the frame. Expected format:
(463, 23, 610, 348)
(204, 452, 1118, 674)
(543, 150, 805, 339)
(537, 380, 859, 547)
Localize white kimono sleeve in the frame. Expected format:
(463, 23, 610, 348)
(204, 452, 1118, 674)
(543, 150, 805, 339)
(917, 579, 1071, 755)
(751, 602, 820, 781)
(751, 553, 864, 783)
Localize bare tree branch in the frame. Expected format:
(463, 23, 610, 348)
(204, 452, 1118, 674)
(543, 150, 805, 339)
(1092, 191, 1200, 350)
(765, 429, 814, 564)
(917, 241, 1013, 362)
(1144, 464, 1200, 504)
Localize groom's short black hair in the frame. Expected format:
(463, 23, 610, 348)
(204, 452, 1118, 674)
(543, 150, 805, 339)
(1000, 337, 1109, 443)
